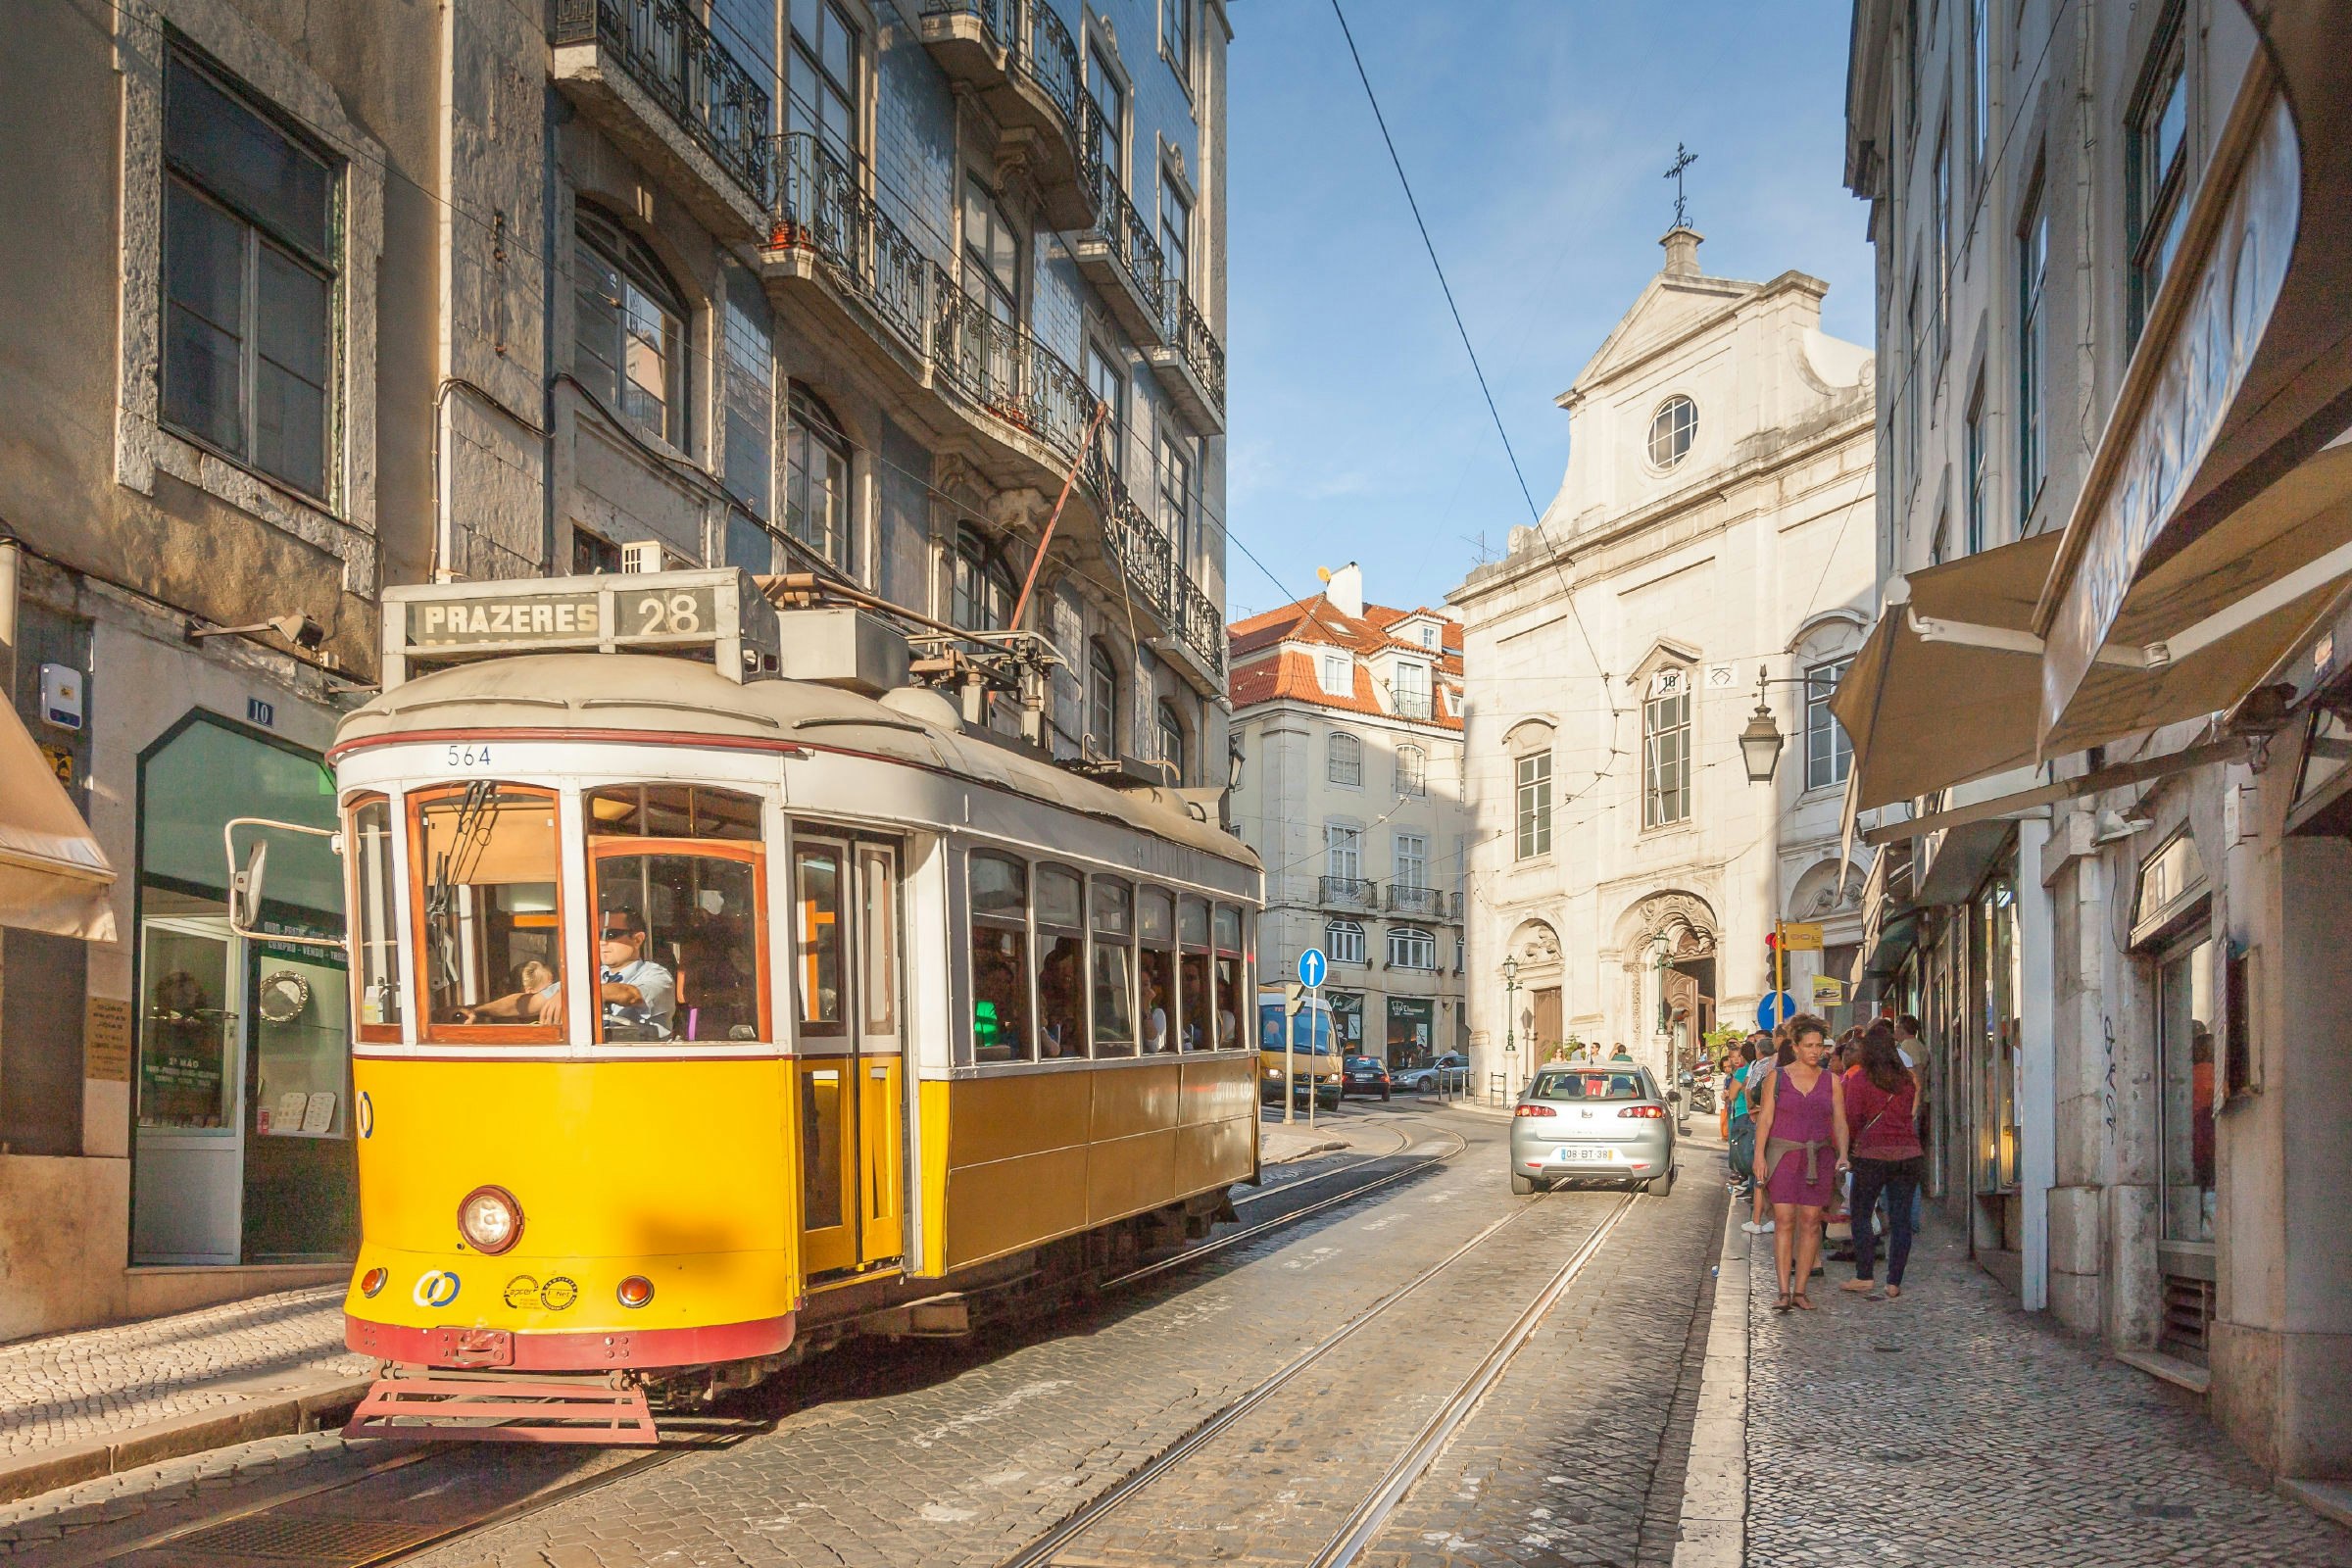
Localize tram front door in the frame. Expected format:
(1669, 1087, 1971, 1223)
(791, 833, 906, 1278)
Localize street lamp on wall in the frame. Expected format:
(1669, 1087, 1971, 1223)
(1739, 691, 1786, 784)
(1501, 954, 1519, 1098)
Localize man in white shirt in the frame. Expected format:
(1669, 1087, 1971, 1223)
(594, 906, 676, 1040)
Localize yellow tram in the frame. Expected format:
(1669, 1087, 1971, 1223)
(241, 570, 1262, 1439)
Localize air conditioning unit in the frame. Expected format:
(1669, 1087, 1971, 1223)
(620, 540, 668, 574)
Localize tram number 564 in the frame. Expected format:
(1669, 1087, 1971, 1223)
(633, 591, 709, 637)
(444, 745, 495, 768)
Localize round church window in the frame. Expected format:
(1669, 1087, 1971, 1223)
(1647, 395, 1697, 468)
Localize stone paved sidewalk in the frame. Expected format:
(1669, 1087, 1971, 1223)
(1742, 1213, 2352, 1566)
(0, 1288, 367, 1462)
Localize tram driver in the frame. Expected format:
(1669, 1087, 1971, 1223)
(593, 906, 676, 1040)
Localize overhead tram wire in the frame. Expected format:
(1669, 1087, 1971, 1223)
(1328, 0, 1628, 809)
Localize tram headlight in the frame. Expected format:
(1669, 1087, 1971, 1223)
(457, 1185, 524, 1255)
(616, 1275, 655, 1309)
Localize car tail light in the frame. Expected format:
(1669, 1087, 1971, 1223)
(1620, 1104, 1666, 1119)
(359, 1266, 387, 1298)
(457, 1186, 523, 1254)
(616, 1275, 655, 1308)
(1513, 1104, 1556, 1118)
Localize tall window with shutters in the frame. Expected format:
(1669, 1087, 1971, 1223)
(1514, 751, 1552, 860)
(1395, 744, 1427, 799)
(1327, 731, 1362, 787)
(1643, 671, 1692, 828)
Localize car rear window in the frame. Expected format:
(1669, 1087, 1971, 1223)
(1529, 1070, 1649, 1102)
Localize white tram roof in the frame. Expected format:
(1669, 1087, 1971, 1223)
(337, 654, 1258, 871)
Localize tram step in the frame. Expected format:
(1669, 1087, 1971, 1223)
(343, 1376, 660, 1446)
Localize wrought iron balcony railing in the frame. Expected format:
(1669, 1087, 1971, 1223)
(1090, 169, 1167, 318)
(919, 0, 1103, 206)
(1393, 689, 1434, 721)
(1386, 884, 1446, 918)
(552, 0, 773, 205)
(931, 269, 1096, 461)
(1178, 577, 1226, 676)
(1163, 283, 1227, 415)
(769, 134, 929, 358)
(1318, 876, 1379, 908)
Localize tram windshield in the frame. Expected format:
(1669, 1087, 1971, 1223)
(588, 785, 767, 1044)
(414, 784, 564, 1040)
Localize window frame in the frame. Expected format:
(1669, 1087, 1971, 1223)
(788, 0, 862, 162)
(1514, 749, 1553, 860)
(1964, 374, 1988, 554)
(1646, 395, 1697, 470)
(1324, 821, 1362, 883)
(573, 207, 690, 452)
(952, 525, 1015, 632)
(1327, 730, 1363, 788)
(1804, 658, 1856, 792)
(2126, 3, 2191, 349)
(345, 792, 402, 1046)
(159, 45, 342, 504)
(784, 387, 855, 574)
(1087, 40, 1126, 188)
(1395, 743, 1428, 800)
(2018, 173, 2049, 519)
(968, 849, 1034, 1063)
(587, 835, 771, 1046)
(1155, 700, 1187, 783)
(407, 783, 568, 1048)
(1086, 640, 1119, 758)
(1643, 676, 1693, 829)
(1032, 860, 1088, 1060)
(1089, 873, 1139, 1056)
(1387, 925, 1437, 971)
(1393, 830, 1428, 891)
(1161, 0, 1193, 88)
(1325, 917, 1366, 966)
(1158, 169, 1192, 297)
(962, 174, 1021, 324)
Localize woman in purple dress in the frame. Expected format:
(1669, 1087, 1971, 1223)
(1750, 1014, 1850, 1311)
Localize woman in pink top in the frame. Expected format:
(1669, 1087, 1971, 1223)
(1751, 1014, 1849, 1311)
(1840, 1020, 1926, 1298)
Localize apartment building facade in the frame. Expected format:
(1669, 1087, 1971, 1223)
(1227, 565, 1468, 1072)
(0, 0, 1231, 1340)
(1841, 0, 2352, 1488)
(1452, 225, 1877, 1099)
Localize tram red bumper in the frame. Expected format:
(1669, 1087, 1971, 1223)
(346, 1311, 795, 1371)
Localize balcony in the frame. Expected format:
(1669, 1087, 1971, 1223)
(1386, 884, 1447, 919)
(1318, 876, 1379, 910)
(1146, 282, 1227, 433)
(916, 0, 1102, 230)
(1071, 172, 1166, 345)
(760, 141, 1225, 686)
(1393, 688, 1434, 721)
(550, 0, 773, 242)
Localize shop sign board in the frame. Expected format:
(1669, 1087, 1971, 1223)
(84, 996, 131, 1082)
(1779, 921, 1824, 952)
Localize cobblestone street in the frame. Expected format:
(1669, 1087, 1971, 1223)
(1742, 1211, 2352, 1568)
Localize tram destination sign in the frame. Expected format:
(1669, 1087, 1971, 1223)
(382, 570, 780, 688)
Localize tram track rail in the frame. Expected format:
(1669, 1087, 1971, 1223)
(16, 1120, 1470, 1568)
(998, 1184, 1645, 1568)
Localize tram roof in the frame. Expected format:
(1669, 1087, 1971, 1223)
(336, 654, 1259, 870)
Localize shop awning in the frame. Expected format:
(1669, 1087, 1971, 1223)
(2038, 40, 2352, 752)
(0, 703, 115, 941)
(1829, 531, 2062, 811)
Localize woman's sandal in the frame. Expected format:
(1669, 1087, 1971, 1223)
(1774, 1290, 1793, 1312)
(1791, 1293, 1817, 1310)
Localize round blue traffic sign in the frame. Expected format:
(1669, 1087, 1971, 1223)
(1757, 991, 1797, 1030)
(1297, 948, 1328, 988)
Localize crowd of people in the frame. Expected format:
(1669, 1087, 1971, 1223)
(1714, 1012, 1929, 1311)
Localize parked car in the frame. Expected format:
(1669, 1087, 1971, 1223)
(1396, 1053, 1470, 1094)
(1507, 1064, 1678, 1195)
(1341, 1055, 1393, 1101)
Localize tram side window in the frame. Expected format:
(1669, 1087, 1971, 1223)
(1178, 896, 1210, 1052)
(586, 784, 762, 840)
(1035, 864, 1086, 1058)
(348, 796, 402, 1038)
(796, 845, 845, 1037)
(592, 852, 762, 1042)
(415, 785, 563, 1039)
(970, 852, 1031, 1063)
(1213, 904, 1245, 1048)
(1138, 887, 1176, 1054)
(1091, 876, 1137, 1056)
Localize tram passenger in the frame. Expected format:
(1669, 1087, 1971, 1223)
(453, 959, 562, 1025)
(1143, 973, 1170, 1053)
(593, 906, 676, 1040)
(1038, 939, 1083, 1057)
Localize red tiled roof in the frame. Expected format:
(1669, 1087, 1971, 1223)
(1225, 648, 1463, 729)
(1226, 595, 1464, 671)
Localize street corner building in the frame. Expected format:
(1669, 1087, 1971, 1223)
(1449, 222, 1880, 1097)
(1225, 564, 1470, 1074)
(0, 0, 1232, 1342)
(1841, 0, 2352, 1493)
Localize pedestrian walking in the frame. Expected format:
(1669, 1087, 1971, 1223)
(1751, 1013, 1849, 1311)
(1839, 1020, 1925, 1299)
(1726, 1037, 1762, 1198)
(1742, 1024, 1797, 1235)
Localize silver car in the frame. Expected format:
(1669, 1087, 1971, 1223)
(1507, 1065, 1677, 1195)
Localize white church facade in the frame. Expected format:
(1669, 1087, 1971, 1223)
(1452, 226, 1879, 1094)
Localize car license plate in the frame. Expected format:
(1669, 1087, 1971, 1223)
(1553, 1145, 1611, 1161)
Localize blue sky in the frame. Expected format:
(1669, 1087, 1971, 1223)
(1220, 0, 1874, 620)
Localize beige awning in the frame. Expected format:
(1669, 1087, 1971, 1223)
(1829, 531, 2061, 811)
(2038, 52, 2352, 752)
(0, 703, 115, 941)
